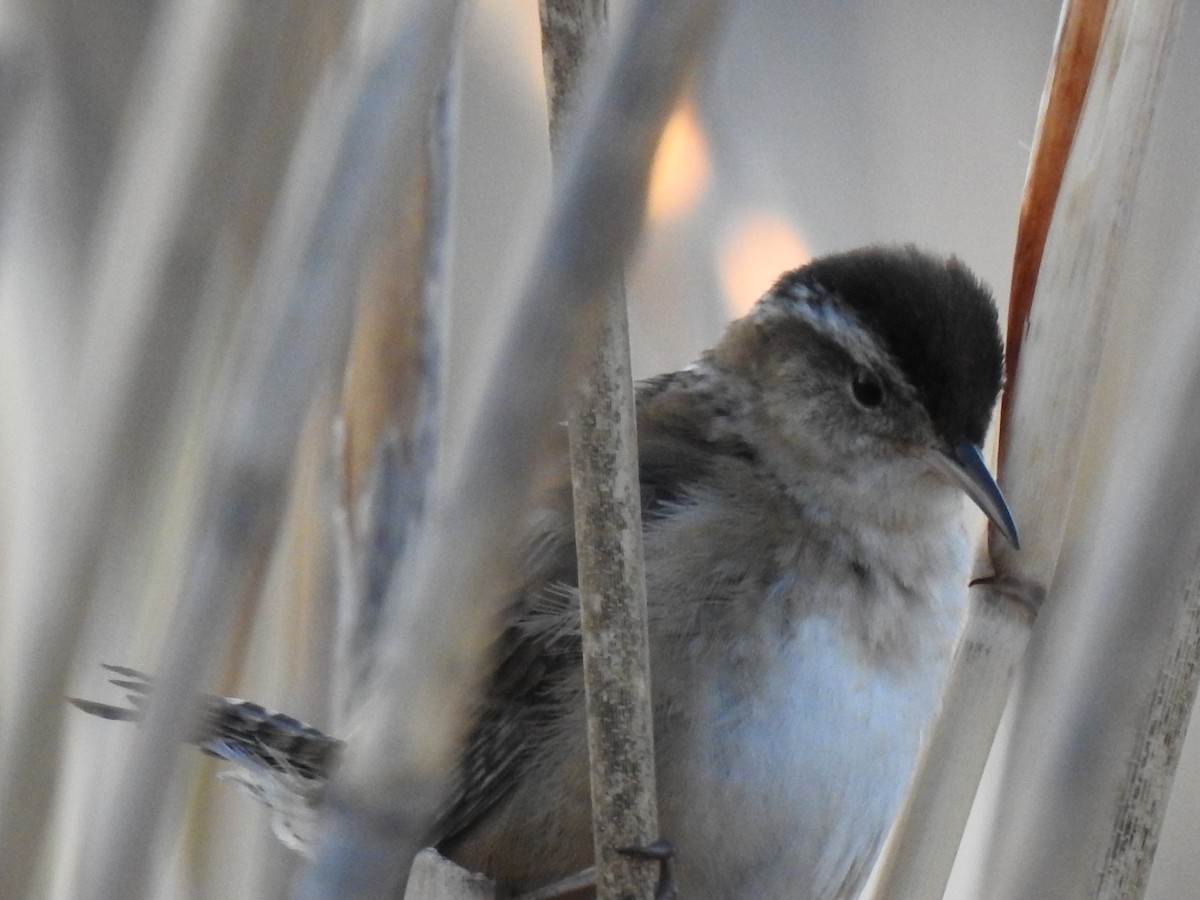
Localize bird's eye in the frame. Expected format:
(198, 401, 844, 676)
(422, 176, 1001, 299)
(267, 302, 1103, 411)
(851, 369, 884, 408)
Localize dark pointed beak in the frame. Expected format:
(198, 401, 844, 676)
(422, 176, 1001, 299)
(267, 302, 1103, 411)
(926, 442, 1019, 549)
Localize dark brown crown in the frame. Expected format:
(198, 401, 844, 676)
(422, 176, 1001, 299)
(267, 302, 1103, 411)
(771, 245, 1004, 447)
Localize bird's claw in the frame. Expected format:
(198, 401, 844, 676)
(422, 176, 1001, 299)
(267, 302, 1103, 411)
(616, 839, 676, 900)
(969, 572, 1045, 621)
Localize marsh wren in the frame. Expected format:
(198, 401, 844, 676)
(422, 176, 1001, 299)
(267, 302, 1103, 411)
(438, 245, 1015, 898)
(78, 245, 1015, 900)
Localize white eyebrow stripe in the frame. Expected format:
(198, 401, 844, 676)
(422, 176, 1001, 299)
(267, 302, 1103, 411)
(749, 282, 920, 404)
(798, 291, 858, 334)
(756, 282, 870, 346)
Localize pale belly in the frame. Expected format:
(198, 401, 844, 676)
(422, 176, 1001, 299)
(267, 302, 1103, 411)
(657, 616, 953, 900)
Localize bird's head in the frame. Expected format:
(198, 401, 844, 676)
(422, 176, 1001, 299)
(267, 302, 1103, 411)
(709, 245, 1018, 548)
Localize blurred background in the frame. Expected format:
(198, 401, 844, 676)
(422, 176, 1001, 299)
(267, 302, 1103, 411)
(2, 0, 1199, 897)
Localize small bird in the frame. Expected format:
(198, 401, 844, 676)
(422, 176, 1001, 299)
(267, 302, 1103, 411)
(77, 245, 1015, 900)
(438, 245, 1014, 898)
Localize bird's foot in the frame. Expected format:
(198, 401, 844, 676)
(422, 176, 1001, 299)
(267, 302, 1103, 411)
(969, 572, 1045, 621)
(617, 839, 676, 900)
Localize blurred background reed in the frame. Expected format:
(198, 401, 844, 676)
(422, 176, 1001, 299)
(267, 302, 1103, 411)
(2, 0, 1199, 897)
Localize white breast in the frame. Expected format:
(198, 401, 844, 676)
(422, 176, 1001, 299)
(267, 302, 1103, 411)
(655, 523, 969, 899)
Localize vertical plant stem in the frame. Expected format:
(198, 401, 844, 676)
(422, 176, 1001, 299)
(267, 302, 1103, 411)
(302, 3, 726, 896)
(1000, 0, 1110, 464)
(332, 28, 461, 727)
(979, 0, 1186, 893)
(1096, 544, 1200, 898)
(82, 1, 466, 897)
(541, 1, 660, 897)
(869, 0, 1171, 894)
(0, 1, 240, 893)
